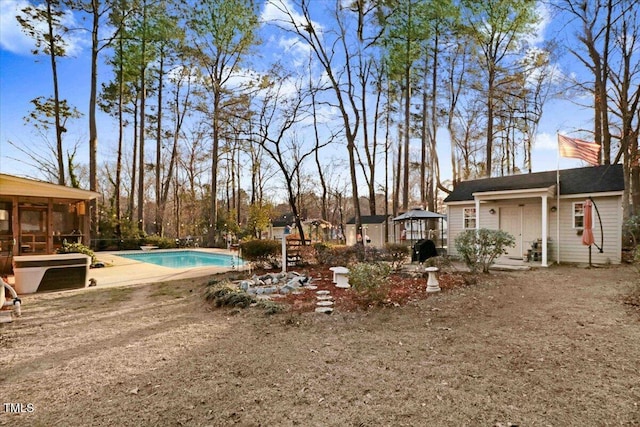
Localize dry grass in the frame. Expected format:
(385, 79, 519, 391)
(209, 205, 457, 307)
(1, 264, 639, 426)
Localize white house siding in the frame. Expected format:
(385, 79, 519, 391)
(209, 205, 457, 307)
(447, 199, 557, 261)
(447, 195, 621, 264)
(447, 203, 499, 256)
(446, 204, 466, 257)
(345, 222, 388, 247)
(556, 195, 621, 264)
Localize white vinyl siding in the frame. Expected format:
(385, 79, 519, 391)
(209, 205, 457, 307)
(447, 203, 500, 257)
(344, 221, 389, 247)
(447, 205, 466, 257)
(446, 197, 623, 265)
(557, 196, 621, 264)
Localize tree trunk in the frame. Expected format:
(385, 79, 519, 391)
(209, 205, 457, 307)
(403, 74, 411, 210)
(89, 0, 100, 242)
(115, 29, 124, 239)
(631, 166, 640, 215)
(137, 2, 147, 232)
(486, 67, 495, 177)
(46, 0, 65, 185)
(420, 79, 428, 206)
(129, 95, 138, 221)
(209, 90, 221, 247)
(155, 49, 164, 235)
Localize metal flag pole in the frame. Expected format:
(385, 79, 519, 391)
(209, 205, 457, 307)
(556, 133, 561, 264)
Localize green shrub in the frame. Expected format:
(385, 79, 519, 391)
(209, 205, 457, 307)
(57, 241, 97, 264)
(204, 280, 255, 308)
(204, 280, 286, 314)
(454, 228, 515, 273)
(313, 242, 331, 264)
(348, 262, 392, 306)
(256, 299, 287, 315)
(623, 215, 640, 248)
(314, 244, 360, 266)
(423, 255, 455, 273)
(384, 243, 410, 271)
(363, 245, 388, 262)
(144, 235, 177, 249)
(239, 239, 281, 268)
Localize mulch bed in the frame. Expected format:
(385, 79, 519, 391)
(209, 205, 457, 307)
(269, 265, 471, 312)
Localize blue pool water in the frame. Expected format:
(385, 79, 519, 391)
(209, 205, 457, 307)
(118, 250, 244, 269)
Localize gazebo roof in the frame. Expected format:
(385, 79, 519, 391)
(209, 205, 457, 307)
(345, 215, 390, 224)
(392, 209, 446, 221)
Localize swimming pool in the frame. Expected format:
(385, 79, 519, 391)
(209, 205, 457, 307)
(117, 250, 244, 269)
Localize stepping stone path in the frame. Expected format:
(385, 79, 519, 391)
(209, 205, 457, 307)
(314, 289, 334, 314)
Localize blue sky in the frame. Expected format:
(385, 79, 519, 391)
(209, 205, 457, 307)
(0, 0, 598, 186)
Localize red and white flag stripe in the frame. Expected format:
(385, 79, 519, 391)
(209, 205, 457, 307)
(558, 134, 600, 166)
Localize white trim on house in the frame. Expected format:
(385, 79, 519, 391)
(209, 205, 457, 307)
(445, 200, 475, 206)
(472, 186, 556, 200)
(559, 191, 624, 199)
(469, 185, 555, 266)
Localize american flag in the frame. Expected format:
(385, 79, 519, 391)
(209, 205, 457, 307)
(558, 134, 600, 166)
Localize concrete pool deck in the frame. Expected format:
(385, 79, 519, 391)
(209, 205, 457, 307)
(90, 248, 247, 288)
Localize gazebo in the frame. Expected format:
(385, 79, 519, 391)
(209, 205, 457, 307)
(0, 174, 99, 275)
(392, 208, 446, 248)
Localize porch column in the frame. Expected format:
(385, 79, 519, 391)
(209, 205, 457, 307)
(475, 198, 480, 230)
(541, 195, 548, 267)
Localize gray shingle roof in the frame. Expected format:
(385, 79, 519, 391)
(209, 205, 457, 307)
(345, 215, 390, 224)
(444, 164, 624, 202)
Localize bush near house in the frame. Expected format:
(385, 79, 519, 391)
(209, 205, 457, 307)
(314, 243, 360, 266)
(454, 228, 515, 274)
(384, 243, 411, 271)
(348, 262, 392, 307)
(143, 235, 177, 249)
(57, 241, 97, 264)
(239, 239, 281, 268)
(623, 215, 640, 248)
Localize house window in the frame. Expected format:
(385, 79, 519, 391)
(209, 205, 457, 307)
(0, 201, 11, 234)
(573, 202, 584, 229)
(463, 207, 476, 229)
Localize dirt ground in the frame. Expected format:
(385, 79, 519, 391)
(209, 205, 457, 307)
(1, 264, 639, 426)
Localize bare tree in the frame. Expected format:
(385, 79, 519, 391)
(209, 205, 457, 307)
(462, 0, 539, 176)
(271, 0, 364, 236)
(17, 0, 74, 185)
(186, 0, 258, 246)
(251, 69, 330, 241)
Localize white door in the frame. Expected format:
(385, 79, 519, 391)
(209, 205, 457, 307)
(500, 206, 522, 258)
(522, 205, 542, 251)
